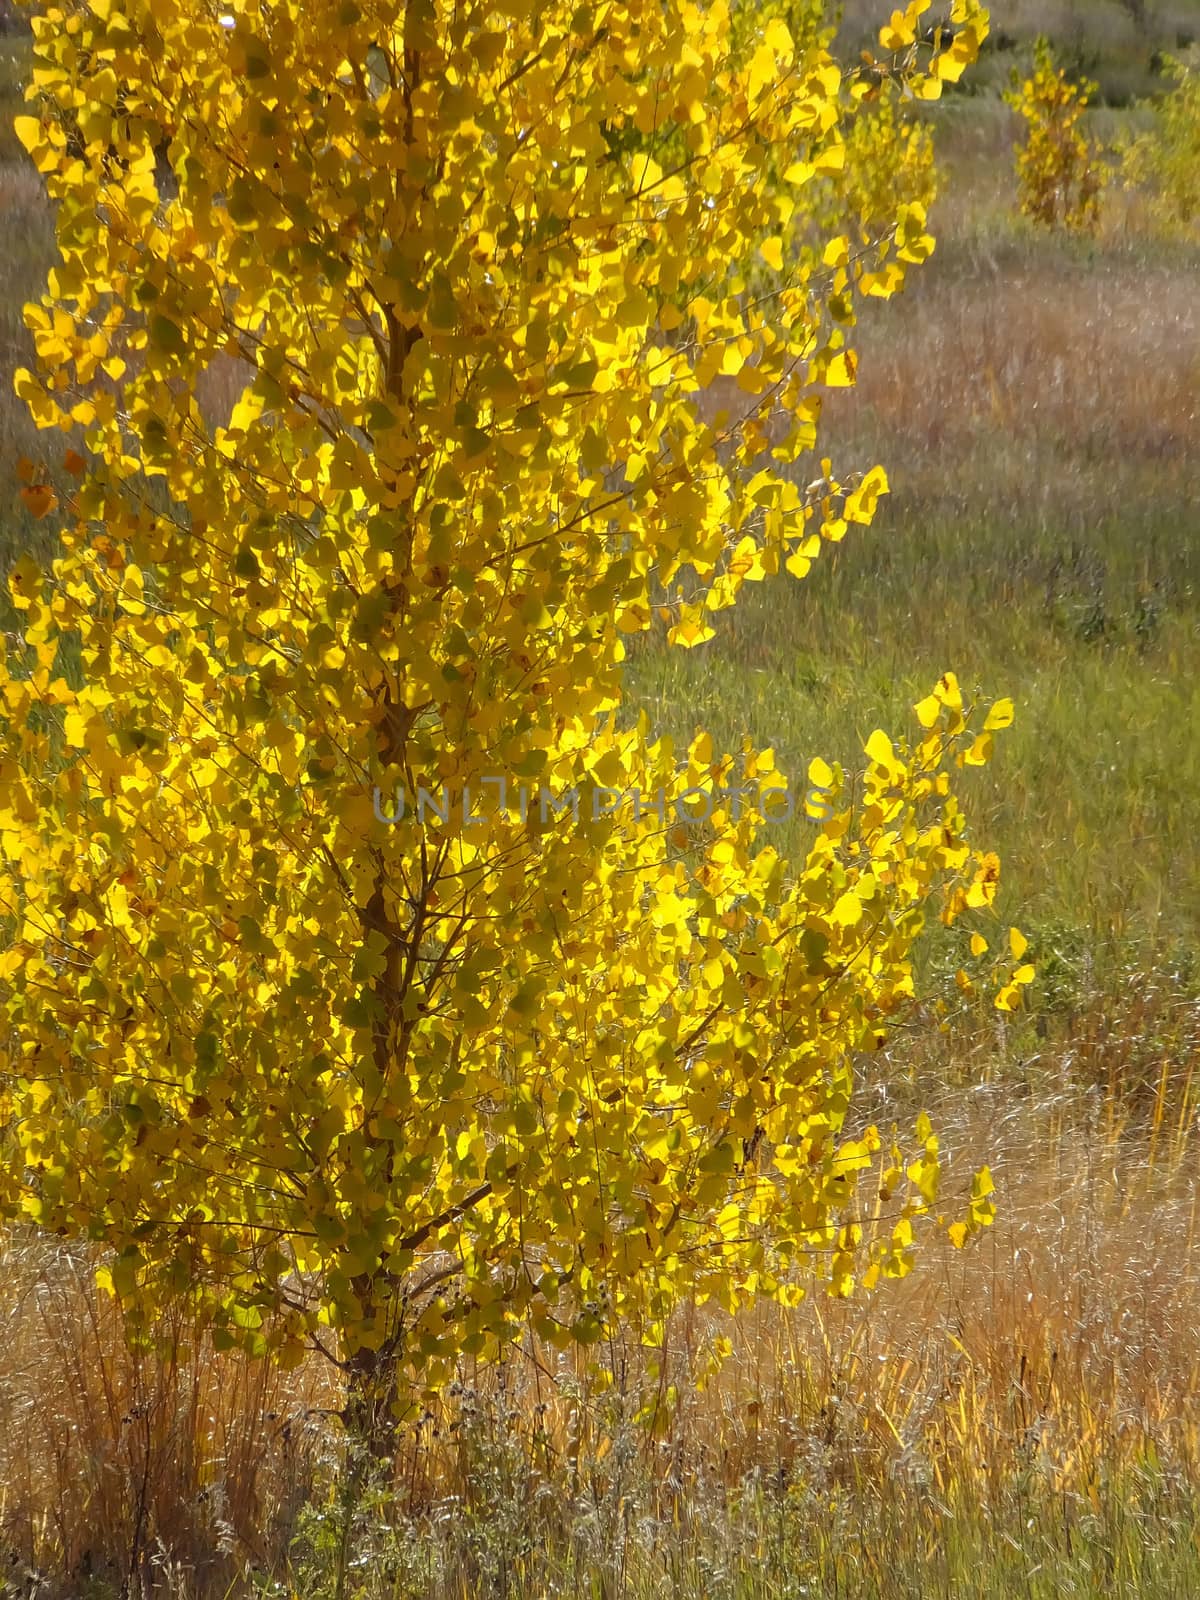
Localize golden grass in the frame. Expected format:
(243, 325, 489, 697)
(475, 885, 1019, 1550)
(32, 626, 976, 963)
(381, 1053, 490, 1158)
(465, 1056, 1200, 1496)
(0, 1231, 340, 1594)
(3, 1064, 1199, 1593)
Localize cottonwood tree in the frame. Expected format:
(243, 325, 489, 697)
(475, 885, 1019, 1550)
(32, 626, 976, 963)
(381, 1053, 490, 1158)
(1, 0, 1018, 1449)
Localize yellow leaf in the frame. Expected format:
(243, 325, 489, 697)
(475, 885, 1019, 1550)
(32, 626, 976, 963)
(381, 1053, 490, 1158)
(813, 142, 845, 176)
(825, 350, 857, 387)
(7, 555, 41, 611)
(934, 672, 962, 710)
(914, 694, 940, 729)
(630, 153, 663, 193)
(668, 617, 716, 648)
(763, 17, 794, 60)
(13, 115, 42, 156)
(984, 697, 1014, 730)
(844, 465, 888, 523)
(747, 41, 777, 100)
(783, 159, 814, 185)
(880, 5, 919, 51)
(831, 890, 863, 926)
(63, 708, 90, 749)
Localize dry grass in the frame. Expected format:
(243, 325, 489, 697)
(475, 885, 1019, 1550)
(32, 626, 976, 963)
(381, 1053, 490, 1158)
(342, 1065, 1200, 1599)
(839, 244, 1200, 488)
(0, 1232, 340, 1596)
(3, 1058, 1200, 1594)
(449, 1054, 1200, 1499)
(816, 92, 1200, 517)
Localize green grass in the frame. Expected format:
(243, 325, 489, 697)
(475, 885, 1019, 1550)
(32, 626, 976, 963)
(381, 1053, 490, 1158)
(627, 500, 1200, 1002)
(278, 1468, 1200, 1599)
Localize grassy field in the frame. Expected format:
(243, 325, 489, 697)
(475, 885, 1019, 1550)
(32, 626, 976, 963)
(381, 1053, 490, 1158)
(3, 13, 1200, 1599)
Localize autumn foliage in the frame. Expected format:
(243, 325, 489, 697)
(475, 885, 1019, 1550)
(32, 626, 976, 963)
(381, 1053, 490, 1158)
(1122, 48, 1200, 233)
(1005, 36, 1105, 231)
(0, 0, 1021, 1437)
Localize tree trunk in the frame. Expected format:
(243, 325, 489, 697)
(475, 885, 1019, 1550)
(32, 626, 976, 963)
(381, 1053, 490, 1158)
(342, 1338, 402, 1469)
(333, 1332, 402, 1600)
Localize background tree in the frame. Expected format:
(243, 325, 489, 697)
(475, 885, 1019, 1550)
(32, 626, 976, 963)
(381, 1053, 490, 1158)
(1, 0, 1016, 1454)
(1122, 47, 1200, 233)
(1005, 35, 1106, 230)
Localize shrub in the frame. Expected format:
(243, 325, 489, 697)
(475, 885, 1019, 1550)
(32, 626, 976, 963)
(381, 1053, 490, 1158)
(1005, 36, 1105, 231)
